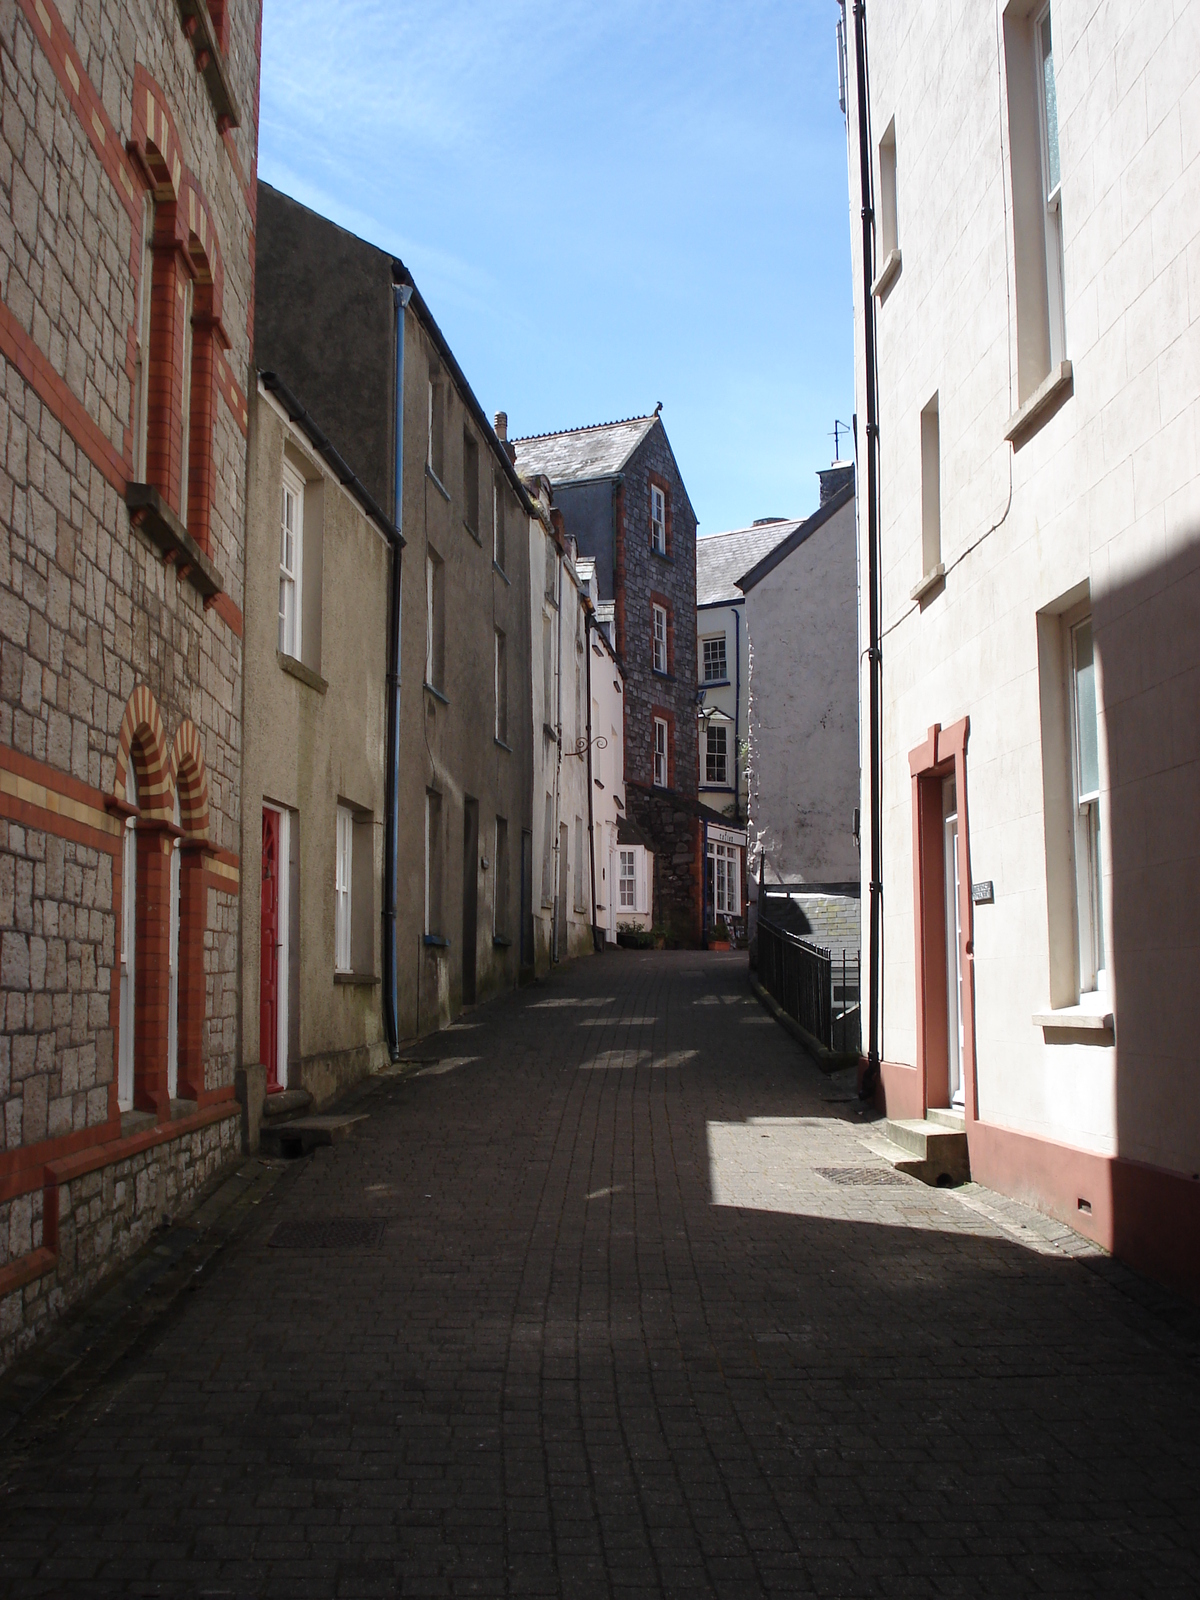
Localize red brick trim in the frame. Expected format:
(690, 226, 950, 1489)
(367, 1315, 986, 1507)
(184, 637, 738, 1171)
(15, 0, 143, 222)
(647, 469, 673, 557)
(650, 705, 676, 791)
(114, 686, 172, 819)
(0, 1247, 57, 1302)
(0, 296, 129, 493)
(206, 590, 244, 636)
(0, 744, 125, 852)
(0, 1122, 120, 1198)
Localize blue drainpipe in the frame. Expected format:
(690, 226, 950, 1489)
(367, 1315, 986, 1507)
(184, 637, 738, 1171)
(383, 283, 413, 1059)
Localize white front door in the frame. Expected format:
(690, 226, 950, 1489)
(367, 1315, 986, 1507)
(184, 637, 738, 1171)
(943, 778, 965, 1109)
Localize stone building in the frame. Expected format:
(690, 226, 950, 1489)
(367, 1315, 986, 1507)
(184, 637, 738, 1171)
(843, 0, 1200, 1288)
(0, 0, 260, 1367)
(514, 413, 708, 942)
(253, 186, 534, 1038)
(238, 374, 396, 1138)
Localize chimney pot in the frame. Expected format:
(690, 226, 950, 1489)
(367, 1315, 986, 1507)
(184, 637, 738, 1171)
(494, 411, 508, 442)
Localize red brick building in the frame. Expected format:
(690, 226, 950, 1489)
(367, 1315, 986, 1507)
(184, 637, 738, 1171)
(0, 0, 260, 1368)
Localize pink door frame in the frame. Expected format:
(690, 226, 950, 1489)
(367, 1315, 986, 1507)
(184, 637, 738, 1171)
(909, 718, 978, 1125)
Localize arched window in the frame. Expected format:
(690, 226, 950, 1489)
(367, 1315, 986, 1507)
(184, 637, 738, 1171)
(118, 760, 139, 1111)
(168, 789, 181, 1101)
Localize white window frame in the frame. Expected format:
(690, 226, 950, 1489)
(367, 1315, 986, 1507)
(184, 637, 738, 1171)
(279, 458, 304, 659)
(133, 196, 154, 481)
(1034, 2, 1066, 367)
(708, 840, 741, 918)
(1069, 615, 1104, 994)
(336, 804, 353, 973)
(705, 722, 729, 787)
(653, 717, 668, 788)
(619, 848, 637, 911)
(702, 634, 727, 683)
(652, 603, 668, 675)
(650, 484, 666, 554)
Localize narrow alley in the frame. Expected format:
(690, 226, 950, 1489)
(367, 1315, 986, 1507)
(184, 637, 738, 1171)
(1, 951, 1197, 1598)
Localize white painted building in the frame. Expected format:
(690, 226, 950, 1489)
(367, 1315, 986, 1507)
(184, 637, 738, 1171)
(841, 0, 1200, 1290)
(695, 520, 791, 820)
(526, 476, 600, 970)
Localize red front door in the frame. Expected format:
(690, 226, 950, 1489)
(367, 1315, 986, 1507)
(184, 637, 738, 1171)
(261, 807, 281, 1089)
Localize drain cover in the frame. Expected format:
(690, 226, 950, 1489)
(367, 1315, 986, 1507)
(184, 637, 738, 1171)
(816, 1166, 910, 1187)
(268, 1217, 388, 1249)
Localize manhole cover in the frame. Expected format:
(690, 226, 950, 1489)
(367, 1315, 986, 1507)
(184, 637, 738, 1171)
(816, 1166, 910, 1187)
(268, 1218, 388, 1249)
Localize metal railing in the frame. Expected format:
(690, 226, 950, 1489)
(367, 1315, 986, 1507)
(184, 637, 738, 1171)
(757, 914, 860, 1054)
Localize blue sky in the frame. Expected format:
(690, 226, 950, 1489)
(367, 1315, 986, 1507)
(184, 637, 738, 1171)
(258, 1, 855, 536)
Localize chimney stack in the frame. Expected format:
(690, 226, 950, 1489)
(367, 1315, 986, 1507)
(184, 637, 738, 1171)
(493, 411, 508, 442)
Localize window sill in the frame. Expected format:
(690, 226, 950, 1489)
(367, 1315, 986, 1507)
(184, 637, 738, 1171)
(175, 0, 242, 130)
(425, 464, 451, 502)
(126, 482, 224, 600)
(423, 934, 450, 949)
(1033, 999, 1114, 1037)
(543, 721, 558, 741)
(493, 561, 510, 585)
(494, 736, 513, 753)
(1005, 360, 1073, 446)
(277, 651, 328, 694)
(424, 682, 450, 705)
(650, 547, 673, 563)
(652, 669, 674, 682)
(871, 247, 902, 298)
(335, 971, 379, 986)
(701, 677, 730, 689)
(909, 564, 946, 604)
(464, 520, 482, 545)
(492, 935, 512, 948)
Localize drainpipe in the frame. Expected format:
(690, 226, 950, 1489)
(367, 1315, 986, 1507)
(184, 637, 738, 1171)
(733, 607, 742, 823)
(853, 0, 883, 1099)
(550, 539, 564, 962)
(585, 609, 600, 950)
(383, 283, 413, 1059)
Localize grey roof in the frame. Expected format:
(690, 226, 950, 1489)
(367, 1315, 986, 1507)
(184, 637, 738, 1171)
(737, 481, 855, 594)
(696, 520, 801, 606)
(512, 415, 658, 484)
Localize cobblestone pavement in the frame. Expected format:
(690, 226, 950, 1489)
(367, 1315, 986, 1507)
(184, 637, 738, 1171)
(1, 950, 1199, 1598)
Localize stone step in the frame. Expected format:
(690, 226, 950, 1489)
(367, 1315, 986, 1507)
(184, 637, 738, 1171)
(926, 1106, 966, 1131)
(259, 1113, 367, 1158)
(262, 1089, 312, 1121)
(861, 1117, 970, 1187)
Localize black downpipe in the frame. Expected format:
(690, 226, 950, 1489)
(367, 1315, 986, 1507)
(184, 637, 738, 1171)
(853, 1, 883, 1099)
(585, 612, 601, 951)
(383, 284, 413, 1059)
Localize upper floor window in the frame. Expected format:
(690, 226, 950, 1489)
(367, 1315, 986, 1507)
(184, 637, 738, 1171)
(619, 849, 637, 909)
(705, 722, 728, 786)
(278, 458, 304, 657)
(495, 627, 508, 744)
(1070, 615, 1104, 993)
(463, 429, 480, 538)
(425, 548, 445, 691)
(427, 377, 445, 481)
(650, 483, 666, 554)
(652, 603, 668, 675)
(653, 717, 669, 788)
(1036, 6, 1065, 368)
(335, 804, 353, 973)
(493, 474, 506, 571)
(702, 634, 727, 682)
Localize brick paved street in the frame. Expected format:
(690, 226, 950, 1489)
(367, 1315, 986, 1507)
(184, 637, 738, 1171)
(1, 950, 1198, 1598)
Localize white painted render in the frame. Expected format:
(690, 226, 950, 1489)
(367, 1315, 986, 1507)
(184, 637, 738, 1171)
(696, 600, 746, 818)
(742, 494, 861, 888)
(844, 1, 1200, 1172)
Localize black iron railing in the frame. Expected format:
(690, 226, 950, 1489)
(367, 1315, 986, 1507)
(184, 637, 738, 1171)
(757, 915, 860, 1054)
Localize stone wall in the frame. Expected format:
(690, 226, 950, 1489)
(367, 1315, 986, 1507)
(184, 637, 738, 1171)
(617, 425, 698, 796)
(625, 783, 702, 945)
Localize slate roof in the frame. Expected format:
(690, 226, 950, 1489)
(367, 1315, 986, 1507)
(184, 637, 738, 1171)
(512, 415, 659, 484)
(696, 520, 801, 606)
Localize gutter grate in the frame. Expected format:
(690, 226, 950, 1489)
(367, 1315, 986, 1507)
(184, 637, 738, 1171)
(816, 1166, 910, 1188)
(269, 1218, 388, 1250)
